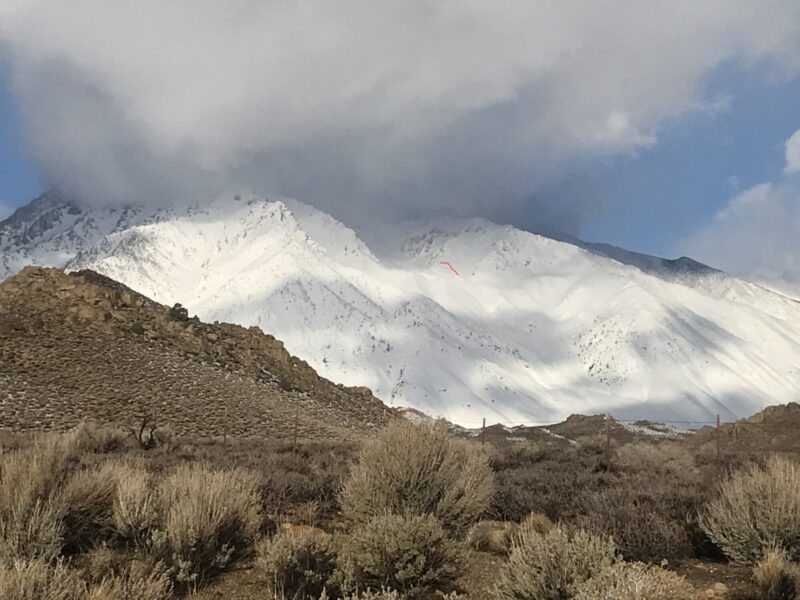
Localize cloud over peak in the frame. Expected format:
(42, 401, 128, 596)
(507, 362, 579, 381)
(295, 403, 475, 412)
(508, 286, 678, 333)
(682, 128, 800, 297)
(2, 1, 800, 227)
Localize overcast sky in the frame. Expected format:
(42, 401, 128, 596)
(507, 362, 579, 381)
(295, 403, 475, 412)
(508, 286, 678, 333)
(1, 1, 800, 293)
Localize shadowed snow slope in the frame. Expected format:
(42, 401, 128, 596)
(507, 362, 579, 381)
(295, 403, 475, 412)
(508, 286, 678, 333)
(2, 192, 799, 426)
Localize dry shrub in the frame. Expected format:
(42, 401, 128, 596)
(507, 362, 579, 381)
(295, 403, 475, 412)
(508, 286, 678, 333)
(572, 562, 696, 600)
(340, 420, 493, 534)
(152, 463, 262, 589)
(490, 445, 614, 522)
(0, 559, 86, 600)
(0, 431, 84, 562)
(43, 459, 155, 556)
(606, 443, 699, 561)
(58, 467, 117, 553)
(615, 442, 697, 480)
(614, 442, 704, 513)
(492, 525, 617, 600)
(106, 462, 158, 548)
(753, 548, 800, 600)
(79, 545, 129, 585)
(520, 513, 553, 536)
(491, 439, 706, 554)
(466, 514, 551, 555)
(0, 500, 64, 565)
(85, 560, 172, 600)
(256, 529, 338, 599)
(0, 428, 143, 562)
(551, 442, 704, 563)
(262, 442, 355, 521)
(71, 423, 131, 455)
(577, 488, 690, 562)
(701, 455, 800, 564)
(466, 521, 520, 555)
(59, 460, 157, 552)
(339, 513, 464, 597)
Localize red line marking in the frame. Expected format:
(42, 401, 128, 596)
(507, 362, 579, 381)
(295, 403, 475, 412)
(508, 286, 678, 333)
(439, 261, 460, 276)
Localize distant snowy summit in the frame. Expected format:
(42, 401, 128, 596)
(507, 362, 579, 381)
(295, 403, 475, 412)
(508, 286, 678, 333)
(3, 191, 799, 426)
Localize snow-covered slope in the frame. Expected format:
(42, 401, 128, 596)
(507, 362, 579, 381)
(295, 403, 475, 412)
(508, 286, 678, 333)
(3, 192, 800, 426)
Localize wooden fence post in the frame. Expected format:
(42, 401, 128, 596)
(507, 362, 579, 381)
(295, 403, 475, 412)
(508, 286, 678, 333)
(716, 414, 721, 464)
(481, 418, 486, 446)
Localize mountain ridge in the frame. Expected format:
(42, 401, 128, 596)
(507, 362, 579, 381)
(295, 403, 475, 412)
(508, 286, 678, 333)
(2, 192, 799, 425)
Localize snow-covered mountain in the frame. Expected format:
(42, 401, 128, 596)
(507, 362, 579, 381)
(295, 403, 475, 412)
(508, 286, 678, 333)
(3, 192, 800, 426)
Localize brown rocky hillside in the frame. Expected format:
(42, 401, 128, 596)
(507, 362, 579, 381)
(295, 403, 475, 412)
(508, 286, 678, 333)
(0, 267, 392, 438)
(687, 401, 800, 455)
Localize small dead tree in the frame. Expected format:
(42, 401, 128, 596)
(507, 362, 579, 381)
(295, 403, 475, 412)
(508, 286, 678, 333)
(126, 414, 161, 450)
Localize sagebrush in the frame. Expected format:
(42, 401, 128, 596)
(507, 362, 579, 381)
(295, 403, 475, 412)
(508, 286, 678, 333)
(701, 455, 800, 564)
(340, 420, 493, 533)
(257, 529, 338, 599)
(572, 562, 696, 600)
(106, 461, 159, 548)
(151, 463, 262, 588)
(0, 431, 83, 562)
(492, 524, 617, 600)
(339, 513, 464, 598)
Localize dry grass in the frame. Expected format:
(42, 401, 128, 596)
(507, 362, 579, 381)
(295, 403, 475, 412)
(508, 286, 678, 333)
(753, 548, 800, 600)
(0, 559, 86, 600)
(340, 420, 493, 534)
(519, 513, 553, 536)
(84, 560, 172, 600)
(466, 521, 520, 555)
(701, 455, 800, 564)
(70, 422, 133, 455)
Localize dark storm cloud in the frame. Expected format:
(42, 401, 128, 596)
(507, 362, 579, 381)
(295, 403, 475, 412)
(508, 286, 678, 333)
(2, 0, 800, 231)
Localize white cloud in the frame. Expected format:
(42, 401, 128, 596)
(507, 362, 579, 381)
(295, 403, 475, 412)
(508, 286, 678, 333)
(683, 126, 800, 297)
(785, 128, 800, 174)
(681, 165, 800, 297)
(1, 1, 800, 226)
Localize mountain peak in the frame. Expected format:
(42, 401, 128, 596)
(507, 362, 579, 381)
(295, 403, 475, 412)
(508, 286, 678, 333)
(2, 194, 800, 425)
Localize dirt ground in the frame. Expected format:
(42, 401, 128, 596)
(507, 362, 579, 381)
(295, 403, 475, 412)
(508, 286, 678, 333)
(191, 553, 753, 599)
